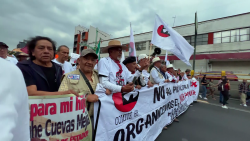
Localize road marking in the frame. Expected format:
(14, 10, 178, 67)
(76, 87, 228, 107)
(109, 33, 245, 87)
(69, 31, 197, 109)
(197, 100, 250, 114)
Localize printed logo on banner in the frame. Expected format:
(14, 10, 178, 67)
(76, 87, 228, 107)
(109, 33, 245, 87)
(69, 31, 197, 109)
(157, 25, 170, 37)
(112, 91, 139, 112)
(191, 81, 197, 87)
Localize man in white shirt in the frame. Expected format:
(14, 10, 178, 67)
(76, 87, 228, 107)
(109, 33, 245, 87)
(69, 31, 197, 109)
(0, 42, 18, 65)
(150, 57, 169, 84)
(183, 69, 191, 80)
(0, 58, 30, 141)
(98, 40, 148, 93)
(165, 64, 178, 83)
(52, 45, 73, 74)
(138, 54, 153, 87)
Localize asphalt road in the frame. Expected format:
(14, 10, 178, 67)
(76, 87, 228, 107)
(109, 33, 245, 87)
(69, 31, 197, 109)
(156, 97, 250, 141)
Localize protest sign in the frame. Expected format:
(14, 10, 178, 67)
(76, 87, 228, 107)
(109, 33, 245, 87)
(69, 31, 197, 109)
(94, 80, 199, 141)
(29, 94, 92, 141)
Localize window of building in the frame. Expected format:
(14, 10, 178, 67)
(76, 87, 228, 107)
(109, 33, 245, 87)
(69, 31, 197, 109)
(213, 27, 250, 44)
(185, 34, 208, 46)
(135, 42, 146, 51)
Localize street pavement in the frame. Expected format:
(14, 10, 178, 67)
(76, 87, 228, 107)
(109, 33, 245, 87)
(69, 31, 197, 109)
(156, 96, 250, 141)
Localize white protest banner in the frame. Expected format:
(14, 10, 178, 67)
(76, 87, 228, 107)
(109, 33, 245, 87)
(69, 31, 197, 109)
(29, 94, 92, 141)
(94, 80, 199, 141)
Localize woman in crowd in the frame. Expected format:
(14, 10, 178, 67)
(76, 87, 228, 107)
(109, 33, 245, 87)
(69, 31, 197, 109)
(221, 77, 230, 109)
(207, 79, 216, 100)
(200, 75, 208, 100)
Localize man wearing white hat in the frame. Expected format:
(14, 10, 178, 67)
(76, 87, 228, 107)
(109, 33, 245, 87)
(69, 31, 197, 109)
(138, 54, 154, 87)
(98, 40, 148, 94)
(165, 64, 178, 83)
(150, 57, 169, 84)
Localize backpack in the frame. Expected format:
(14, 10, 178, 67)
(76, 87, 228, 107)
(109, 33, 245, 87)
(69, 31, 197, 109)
(218, 83, 224, 91)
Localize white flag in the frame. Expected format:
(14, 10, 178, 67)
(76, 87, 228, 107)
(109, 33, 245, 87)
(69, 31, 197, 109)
(165, 52, 170, 66)
(151, 14, 194, 66)
(120, 51, 125, 62)
(129, 23, 137, 62)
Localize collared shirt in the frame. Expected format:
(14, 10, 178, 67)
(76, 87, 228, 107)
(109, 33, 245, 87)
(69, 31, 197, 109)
(138, 64, 150, 84)
(182, 73, 188, 80)
(150, 66, 165, 84)
(238, 82, 248, 94)
(52, 59, 74, 74)
(165, 71, 176, 82)
(5, 56, 18, 65)
(98, 57, 141, 93)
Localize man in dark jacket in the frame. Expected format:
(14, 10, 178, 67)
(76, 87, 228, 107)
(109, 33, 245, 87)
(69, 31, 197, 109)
(17, 36, 78, 96)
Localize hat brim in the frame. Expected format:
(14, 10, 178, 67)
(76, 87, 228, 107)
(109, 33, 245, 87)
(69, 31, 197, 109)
(102, 45, 128, 53)
(81, 52, 98, 59)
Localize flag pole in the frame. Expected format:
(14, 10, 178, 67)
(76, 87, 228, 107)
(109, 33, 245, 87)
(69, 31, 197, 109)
(192, 12, 197, 71)
(149, 43, 152, 56)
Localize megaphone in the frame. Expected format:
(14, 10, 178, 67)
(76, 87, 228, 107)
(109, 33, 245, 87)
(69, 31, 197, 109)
(151, 48, 161, 56)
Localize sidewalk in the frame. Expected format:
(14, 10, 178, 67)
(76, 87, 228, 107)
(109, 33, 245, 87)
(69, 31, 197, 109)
(197, 94, 250, 112)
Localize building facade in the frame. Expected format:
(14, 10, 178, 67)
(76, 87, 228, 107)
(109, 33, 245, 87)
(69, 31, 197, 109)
(73, 25, 110, 54)
(94, 12, 250, 75)
(17, 40, 28, 48)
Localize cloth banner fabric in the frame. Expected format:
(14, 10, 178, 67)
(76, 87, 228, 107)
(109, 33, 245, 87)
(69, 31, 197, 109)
(151, 14, 194, 66)
(94, 80, 199, 141)
(29, 94, 92, 141)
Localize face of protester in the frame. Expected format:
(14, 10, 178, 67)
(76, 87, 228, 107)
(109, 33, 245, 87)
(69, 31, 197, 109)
(160, 65, 167, 73)
(243, 79, 247, 84)
(187, 76, 191, 79)
(180, 72, 185, 77)
(0, 46, 8, 59)
(186, 71, 190, 75)
(58, 46, 69, 62)
(126, 61, 138, 73)
(79, 54, 97, 73)
(109, 47, 122, 61)
(154, 61, 161, 68)
(167, 68, 174, 73)
(32, 40, 54, 62)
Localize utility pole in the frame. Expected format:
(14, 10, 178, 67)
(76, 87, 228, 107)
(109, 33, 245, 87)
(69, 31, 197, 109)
(193, 12, 198, 71)
(173, 16, 176, 27)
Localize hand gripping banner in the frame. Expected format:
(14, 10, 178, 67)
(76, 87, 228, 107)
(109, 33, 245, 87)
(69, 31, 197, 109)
(29, 93, 92, 141)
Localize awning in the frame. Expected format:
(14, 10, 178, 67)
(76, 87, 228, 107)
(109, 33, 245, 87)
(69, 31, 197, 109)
(159, 52, 250, 60)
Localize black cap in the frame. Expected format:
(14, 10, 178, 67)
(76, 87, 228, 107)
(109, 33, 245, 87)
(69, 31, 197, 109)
(0, 42, 8, 48)
(122, 56, 136, 65)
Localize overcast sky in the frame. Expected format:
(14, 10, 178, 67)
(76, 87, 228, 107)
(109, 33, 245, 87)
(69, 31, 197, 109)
(1, 0, 249, 50)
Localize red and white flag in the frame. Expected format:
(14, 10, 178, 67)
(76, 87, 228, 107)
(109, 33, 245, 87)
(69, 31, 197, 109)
(129, 23, 137, 62)
(151, 14, 194, 66)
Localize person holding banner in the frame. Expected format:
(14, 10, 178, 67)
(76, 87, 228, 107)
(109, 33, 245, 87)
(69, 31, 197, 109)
(165, 64, 178, 83)
(138, 54, 154, 87)
(122, 56, 146, 89)
(150, 57, 170, 84)
(17, 36, 78, 96)
(98, 40, 148, 93)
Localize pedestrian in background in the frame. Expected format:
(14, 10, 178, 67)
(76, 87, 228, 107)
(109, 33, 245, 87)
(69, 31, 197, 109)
(200, 75, 208, 100)
(238, 79, 248, 107)
(221, 78, 230, 109)
(207, 79, 216, 100)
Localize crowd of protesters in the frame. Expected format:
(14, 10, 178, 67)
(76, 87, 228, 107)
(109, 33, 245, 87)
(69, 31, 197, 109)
(2, 36, 249, 140)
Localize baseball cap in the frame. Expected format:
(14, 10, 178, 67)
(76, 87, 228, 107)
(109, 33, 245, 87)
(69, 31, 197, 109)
(0, 42, 8, 48)
(81, 48, 98, 59)
(138, 54, 148, 61)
